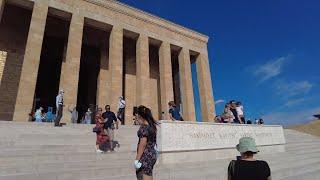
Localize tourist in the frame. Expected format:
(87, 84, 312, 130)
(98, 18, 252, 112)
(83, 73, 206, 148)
(221, 103, 234, 123)
(258, 118, 264, 125)
(102, 105, 119, 152)
(117, 96, 126, 125)
(84, 108, 92, 124)
(161, 111, 165, 120)
(236, 102, 245, 124)
(214, 115, 222, 123)
(133, 106, 139, 125)
(35, 107, 44, 123)
(228, 137, 271, 180)
(94, 107, 109, 153)
(230, 100, 241, 124)
(168, 101, 183, 121)
(135, 105, 158, 180)
(54, 90, 64, 127)
(68, 105, 78, 124)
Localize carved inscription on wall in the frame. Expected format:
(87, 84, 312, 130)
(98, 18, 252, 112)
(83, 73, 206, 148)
(158, 121, 285, 152)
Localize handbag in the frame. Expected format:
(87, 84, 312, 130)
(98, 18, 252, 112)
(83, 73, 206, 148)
(93, 126, 101, 134)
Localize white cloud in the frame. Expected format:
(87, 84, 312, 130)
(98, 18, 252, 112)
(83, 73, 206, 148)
(252, 56, 289, 82)
(262, 106, 320, 126)
(284, 97, 310, 107)
(275, 80, 313, 98)
(215, 99, 225, 105)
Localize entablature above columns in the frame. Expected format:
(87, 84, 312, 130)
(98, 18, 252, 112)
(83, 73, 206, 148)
(15, 0, 209, 54)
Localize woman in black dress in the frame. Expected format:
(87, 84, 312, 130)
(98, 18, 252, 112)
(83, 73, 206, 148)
(134, 105, 158, 180)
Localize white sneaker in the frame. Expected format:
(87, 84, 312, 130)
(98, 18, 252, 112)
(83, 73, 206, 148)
(96, 149, 104, 153)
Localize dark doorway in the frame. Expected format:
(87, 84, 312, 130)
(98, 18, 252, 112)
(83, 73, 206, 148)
(76, 45, 100, 122)
(171, 50, 181, 107)
(34, 15, 70, 115)
(35, 36, 65, 111)
(149, 45, 161, 119)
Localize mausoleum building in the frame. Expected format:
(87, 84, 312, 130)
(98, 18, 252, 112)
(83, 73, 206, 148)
(0, 0, 215, 123)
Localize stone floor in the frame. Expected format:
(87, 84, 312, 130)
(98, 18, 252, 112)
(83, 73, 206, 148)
(0, 121, 319, 180)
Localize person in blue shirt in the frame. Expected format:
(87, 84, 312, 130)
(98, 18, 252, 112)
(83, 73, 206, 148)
(168, 101, 183, 121)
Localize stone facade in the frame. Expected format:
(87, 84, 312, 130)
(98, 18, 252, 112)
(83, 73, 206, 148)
(0, 0, 216, 123)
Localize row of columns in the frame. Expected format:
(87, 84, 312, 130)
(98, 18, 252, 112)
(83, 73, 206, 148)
(10, 1, 215, 122)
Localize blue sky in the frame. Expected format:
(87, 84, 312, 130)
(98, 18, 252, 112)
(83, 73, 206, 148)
(119, 0, 320, 125)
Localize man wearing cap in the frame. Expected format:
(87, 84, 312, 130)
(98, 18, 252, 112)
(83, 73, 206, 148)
(228, 137, 271, 180)
(54, 90, 64, 127)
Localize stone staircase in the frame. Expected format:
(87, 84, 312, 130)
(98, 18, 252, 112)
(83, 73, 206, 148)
(0, 121, 319, 180)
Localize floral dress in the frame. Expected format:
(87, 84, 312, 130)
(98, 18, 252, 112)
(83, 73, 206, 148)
(136, 124, 157, 177)
(95, 114, 109, 146)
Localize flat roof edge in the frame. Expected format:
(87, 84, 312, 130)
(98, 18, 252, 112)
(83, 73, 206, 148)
(84, 0, 209, 43)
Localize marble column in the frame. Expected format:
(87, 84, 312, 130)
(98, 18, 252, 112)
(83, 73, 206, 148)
(59, 14, 84, 123)
(108, 26, 123, 111)
(13, 1, 48, 121)
(178, 47, 196, 121)
(159, 41, 174, 119)
(136, 34, 150, 107)
(0, 0, 4, 23)
(196, 50, 215, 121)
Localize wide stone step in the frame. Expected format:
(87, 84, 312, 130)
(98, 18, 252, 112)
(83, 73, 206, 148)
(2, 148, 320, 179)
(273, 161, 320, 179)
(1, 142, 319, 168)
(279, 167, 320, 180)
(1, 141, 320, 170)
(1, 155, 319, 180)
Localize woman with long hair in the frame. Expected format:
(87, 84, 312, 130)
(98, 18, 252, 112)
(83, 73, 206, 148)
(134, 105, 158, 180)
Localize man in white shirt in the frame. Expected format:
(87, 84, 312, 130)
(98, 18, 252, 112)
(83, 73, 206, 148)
(117, 96, 126, 125)
(54, 90, 64, 127)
